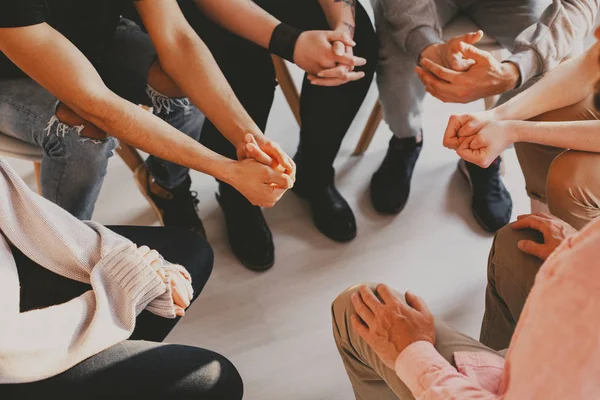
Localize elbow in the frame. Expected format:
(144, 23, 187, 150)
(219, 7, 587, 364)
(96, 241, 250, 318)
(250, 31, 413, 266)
(156, 30, 201, 79)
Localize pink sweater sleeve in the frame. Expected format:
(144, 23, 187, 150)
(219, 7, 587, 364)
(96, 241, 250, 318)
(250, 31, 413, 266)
(395, 341, 500, 400)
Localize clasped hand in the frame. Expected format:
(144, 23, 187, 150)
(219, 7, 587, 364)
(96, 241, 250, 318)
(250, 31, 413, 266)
(138, 246, 194, 317)
(416, 31, 520, 103)
(234, 133, 296, 208)
(295, 30, 367, 87)
(443, 111, 515, 168)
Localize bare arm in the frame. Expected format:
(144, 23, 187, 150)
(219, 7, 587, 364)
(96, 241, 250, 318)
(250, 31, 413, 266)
(191, 0, 279, 48)
(318, 0, 356, 37)
(136, 0, 265, 150)
(511, 120, 600, 151)
(494, 43, 600, 121)
(0, 23, 291, 206)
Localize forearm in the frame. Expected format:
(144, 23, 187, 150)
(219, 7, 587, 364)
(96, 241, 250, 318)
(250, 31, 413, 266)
(318, 0, 356, 36)
(80, 91, 236, 184)
(494, 45, 600, 121)
(510, 120, 600, 152)
(155, 30, 265, 150)
(192, 0, 279, 48)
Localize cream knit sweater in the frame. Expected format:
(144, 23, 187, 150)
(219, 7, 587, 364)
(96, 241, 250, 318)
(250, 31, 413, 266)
(0, 159, 182, 384)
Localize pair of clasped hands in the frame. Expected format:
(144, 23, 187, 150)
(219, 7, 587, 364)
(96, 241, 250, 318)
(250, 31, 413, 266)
(233, 30, 367, 208)
(415, 31, 520, 168)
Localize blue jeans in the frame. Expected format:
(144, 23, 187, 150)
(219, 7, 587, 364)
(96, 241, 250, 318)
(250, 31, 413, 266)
(0, 19, 205, 219)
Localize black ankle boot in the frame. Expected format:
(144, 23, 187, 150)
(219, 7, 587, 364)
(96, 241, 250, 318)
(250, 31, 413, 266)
(458, 158, 512, 232)
(370, 136, 423, 214)
(217, 183, 274, 271)
(294, 182, 357, 242)
(135, 166, 206, 238)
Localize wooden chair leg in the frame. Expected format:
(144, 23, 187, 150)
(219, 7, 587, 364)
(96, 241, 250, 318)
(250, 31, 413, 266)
(272, 55, 301, 126)
(117, 143, 144, 173)
(34, 162, 41, 194)
(353, 101, 384, 156)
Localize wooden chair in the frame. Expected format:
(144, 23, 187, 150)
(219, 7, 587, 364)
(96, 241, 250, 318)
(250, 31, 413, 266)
(272, 16, 509, 156)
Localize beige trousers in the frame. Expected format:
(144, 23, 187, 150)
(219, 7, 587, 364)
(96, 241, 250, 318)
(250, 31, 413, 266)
(331, 225, 544, 399)
(516, 95, 600, 229)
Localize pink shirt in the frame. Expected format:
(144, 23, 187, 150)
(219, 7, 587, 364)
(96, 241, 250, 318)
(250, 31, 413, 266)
(395, 218, 600, 399)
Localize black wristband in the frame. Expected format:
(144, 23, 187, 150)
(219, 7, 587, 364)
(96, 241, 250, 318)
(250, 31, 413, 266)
(269, 23, 303, 63)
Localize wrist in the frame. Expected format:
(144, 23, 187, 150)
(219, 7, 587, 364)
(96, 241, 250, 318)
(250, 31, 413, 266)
(335, 21, 355, 38)
(419, 43, 441, 65)
(501, 61, 520, 91)
(269, 22, 303, 62)
(214, 158, 239, 187)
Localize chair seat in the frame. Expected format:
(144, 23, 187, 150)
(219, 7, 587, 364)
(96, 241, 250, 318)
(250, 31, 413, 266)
(443, 16, 504, 52)
(0, 133, 43, 162)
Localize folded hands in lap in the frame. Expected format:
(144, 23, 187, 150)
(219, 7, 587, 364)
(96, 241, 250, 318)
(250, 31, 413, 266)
(417, 31, 520, 103)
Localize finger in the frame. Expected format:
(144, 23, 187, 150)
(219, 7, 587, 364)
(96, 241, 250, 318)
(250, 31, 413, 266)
(359, 285, 382, 313)
(333, 40, 345, 56)
(246, 142, 274, 166)
(443, 115, 465, 149)
(415, 66, 454, 93)
(375, 284, 405, 308)
(517, 240, 546, 260)
(264, 141, 294, 173)
(308, 76, 348, 87)
(317, 64, 350, 78)
(327, 30, 356, 47)
(420, 58, 461, 83)
(334, 53, 367, 67)
(171, 278, 191, 309)
(452, 30, 484, 46)
(405, 291, 432, 315)
(175, 306, 186, 317)
(351, 292, 375, 326)
(511, 215, 546, 232)
(136, 245, 150, 256)
(265, 169, 294, 189)
(350, 314, 370, 339)
(459, 42, 491, 63)
(143, 249, 160, 264)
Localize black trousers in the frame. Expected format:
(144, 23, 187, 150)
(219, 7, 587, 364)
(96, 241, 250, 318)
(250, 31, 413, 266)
(0, 227, 243, 400)
(178, 0, 379, 189)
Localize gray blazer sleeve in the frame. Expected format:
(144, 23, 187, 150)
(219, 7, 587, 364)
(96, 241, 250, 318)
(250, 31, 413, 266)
(376, 0, 443, 60)
(508, 0, 600, 87)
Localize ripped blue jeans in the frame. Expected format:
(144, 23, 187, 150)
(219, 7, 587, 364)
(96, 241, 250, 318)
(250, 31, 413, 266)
(0, 18, 204, 220)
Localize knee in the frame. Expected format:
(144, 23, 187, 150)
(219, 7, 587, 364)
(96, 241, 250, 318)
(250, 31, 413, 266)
(332, 284, 376, 342)
(546, 151, 600, 228)
(55, 103, 108, 141)
(489, 224, 543, 284)
(179, 350, 244, 400)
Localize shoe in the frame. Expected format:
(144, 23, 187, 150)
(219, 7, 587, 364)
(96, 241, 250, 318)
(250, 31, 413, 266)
(217, 184, 275, 271)
(458, 158, 512, 233)
(370, 136, 423, 214)
(294, 183, 357, 242)
(134, 165, 206, 238)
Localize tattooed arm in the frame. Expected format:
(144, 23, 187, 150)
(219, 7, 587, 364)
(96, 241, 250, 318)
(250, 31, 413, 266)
(318, 0, 357, 38)
(192, 0, 279, 48)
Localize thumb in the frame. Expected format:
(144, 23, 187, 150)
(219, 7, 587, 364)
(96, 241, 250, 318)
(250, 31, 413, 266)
(456, 30, 484, 45)
(333, 41, 345, 56)
(459, 42, 490, 63)
(327, 30, 356, 47)
(517, 240, 546, 260)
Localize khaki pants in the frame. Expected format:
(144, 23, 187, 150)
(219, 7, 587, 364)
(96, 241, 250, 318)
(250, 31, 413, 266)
(516, 95, 600, 230)
(331, 225, 544, 399)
